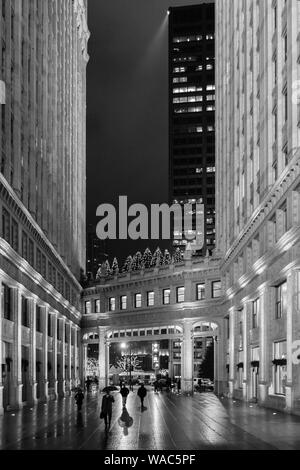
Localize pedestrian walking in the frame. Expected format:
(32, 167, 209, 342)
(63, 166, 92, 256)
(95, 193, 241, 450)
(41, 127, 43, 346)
(74, 387, 84, 412)
(100, 390, 115, 431)
(177, 378, 181, 393)
(137, 384, 147, 409)
(153, 380, 159, 393)
(120, 383, 130, 407)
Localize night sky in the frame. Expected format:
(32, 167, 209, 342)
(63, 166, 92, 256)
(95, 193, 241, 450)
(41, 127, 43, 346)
(86, 0, 199, 264)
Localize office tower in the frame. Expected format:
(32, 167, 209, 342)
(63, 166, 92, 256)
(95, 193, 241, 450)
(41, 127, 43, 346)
(0, 0, 89, 413)
(216, 0, 300, 410)
(168, 2, 215, 254)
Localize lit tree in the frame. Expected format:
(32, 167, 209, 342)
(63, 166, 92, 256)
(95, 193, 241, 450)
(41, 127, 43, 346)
(173, 248, 184, 264)
(86, 357, 99, 376)
(151, 247, 163, 267)
(131, 251, 143, 271)
(117, 355, 141, 372)
(102, 260, 111, 277)
(111, 257, 119, 275)
(122, 255, 133, 273)
(96, 266, 102, 280)
(142, 248, 152, 269)
(163, 249, 172, 266)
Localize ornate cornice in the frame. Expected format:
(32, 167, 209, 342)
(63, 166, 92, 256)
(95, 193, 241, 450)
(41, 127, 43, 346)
(222, 151, 300, 270)
(74, 0, 90, 62)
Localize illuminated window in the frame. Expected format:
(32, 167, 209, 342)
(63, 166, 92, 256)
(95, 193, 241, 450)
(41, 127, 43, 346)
(212, 281, 222, 298)
(275, 282, 287, 319)
(206, 84, 215, 91)
(95, 299, 101, 313)
(163, 289, 171, 305)
(147, 291, 155, 307)
(207, 126, 214, 132)
(206, 105, 215, 111)
(196, 283, 205, 301)
(207, 167, 216, 173)
(173, 77, 187, 83)
(206, 34, 214, 40)
(206, 94, 215, 101)
(273, 341, 287, 395)
(109, 297, 116, 312)
(176, 287, 185, 303)
(134, 293, 142, 308)
(120, 295, 127, 310)
(252, 298, 260, 329)
(206, 64, 213, 70)
(173, 67, 186, 73)
(196, 65, 203, 71)
(85, 301, 92, 314)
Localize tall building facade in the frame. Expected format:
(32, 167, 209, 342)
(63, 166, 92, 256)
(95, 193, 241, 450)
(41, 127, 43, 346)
(169, 2, 216, 254)
(216, 0, 300, 412)
(0, 0, 89, 413)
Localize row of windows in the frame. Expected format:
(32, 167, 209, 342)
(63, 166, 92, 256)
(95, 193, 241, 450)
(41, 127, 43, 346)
(1, 206, 73, 304)
(0, 283, 77, 342)
(174, 105, 215, 114)
(173, 34, 214, 44)
(173, 85, 215, 94)
(84, 281, 222, 314)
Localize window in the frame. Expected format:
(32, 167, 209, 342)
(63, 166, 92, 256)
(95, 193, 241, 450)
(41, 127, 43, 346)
(176, 287, 185, 303)
(275, 282, 287, 319)
(36, 248, 41, 273)
(163, 289, 171, 305)
(22, 231, 28, 260)
(252, 298, 260, 329)
(21, 296, 29, 327)
(28, 239, 34, 265)
(1, 283, 12, 320)
(95, 299, 101, 313)
(120, 295, 127, 310)
(212, 281, 222, 298)
(11, 218, 18, 252)
(147, 291, 155, 307)
(196, 283, 205, 301)
(48, 313, 52, 337)
(134, 293, 142, 308)
(273, 341, 287, 395)
(85, 301, 92, 314)
(2, 208, 10, 242)
(109, 297, 116, 312)
(36, 306, 42, 333)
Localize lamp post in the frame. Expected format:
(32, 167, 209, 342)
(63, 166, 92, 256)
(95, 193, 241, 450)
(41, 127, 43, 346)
(121, 342, 132, 389)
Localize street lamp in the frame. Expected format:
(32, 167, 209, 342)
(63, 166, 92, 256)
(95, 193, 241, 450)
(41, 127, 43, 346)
(120, 342, 132, 389)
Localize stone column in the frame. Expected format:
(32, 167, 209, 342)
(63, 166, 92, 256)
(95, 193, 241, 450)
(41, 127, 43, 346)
(215, 320, 227, 396)
(243, 302, 252, 401)
(11, 288, 22, 408)
(98, 327, 108, 390)
(41, 305, 49, 401)
(286, 270, 296, 410)
(74, 327, 79, 386)
(259, 286, 271, 404)
(0, 279, 3, 415)
(181, 321, 194, 395)
(82, 342, 88, 386)
(67, 321, 72, 393)
(58, 318, 66, 397)
(228, 307, 236, 396)
(52, 313, 58, 398)
(28, 298, 37, 404)
(168, 339, 174, 379)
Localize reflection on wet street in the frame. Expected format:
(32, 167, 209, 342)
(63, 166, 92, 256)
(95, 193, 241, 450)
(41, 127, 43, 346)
(1, 390, 300, 450)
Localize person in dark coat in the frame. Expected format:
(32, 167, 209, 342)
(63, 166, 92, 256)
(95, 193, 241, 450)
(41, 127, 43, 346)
(137, 384, 147, 408)
(74, 388, 84, 412)
(101, 390, 115, 430)
(153, 380, 159, 393)
(120, 383, 130, 406)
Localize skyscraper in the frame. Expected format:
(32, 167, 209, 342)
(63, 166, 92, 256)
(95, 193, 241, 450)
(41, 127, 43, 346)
(0, 0, 89, 413)
(168, 2, 215, 255)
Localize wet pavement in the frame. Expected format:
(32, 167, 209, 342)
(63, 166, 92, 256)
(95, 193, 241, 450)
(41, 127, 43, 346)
(0, 390, 300, 450)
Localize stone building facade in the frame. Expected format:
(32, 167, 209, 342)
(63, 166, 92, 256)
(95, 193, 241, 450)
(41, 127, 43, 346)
(215, 0, 300, 413)
(0, 0, 89, 414)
